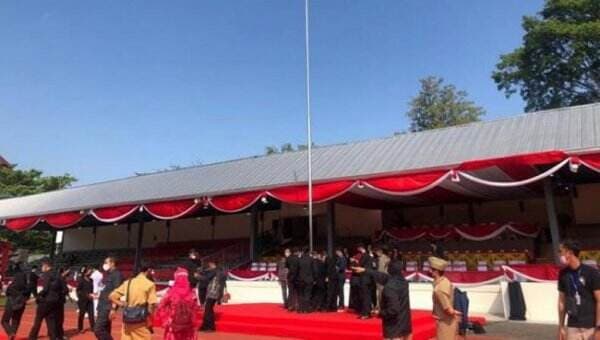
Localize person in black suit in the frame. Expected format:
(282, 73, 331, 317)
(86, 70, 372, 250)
(324, 251, 339, 312)
(286, 248, 300, 311)
(28, 258, 61, 340)
(76, 266, 95, 333)
(197, 264, 217, 306)
(357, 245, 375, 319)
(353, 260, 412, 340)
(2, 263, 28, 340)
(335, 249, 348, 311)
(94, 256, 123, 340)
(56, 267, 70, 340)
(182, 249, 200, 290)
(311, 252, 326, 311)
(297, 249, 314, 313)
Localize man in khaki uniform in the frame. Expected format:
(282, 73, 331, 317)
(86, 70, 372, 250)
(429, 257, 460, 340)
(109, 264, 158, 340)
(374, 247, 390, 313)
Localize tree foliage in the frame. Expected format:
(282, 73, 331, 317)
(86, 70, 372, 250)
(493, 0, 600, 111)
(406, 76, 485, 132)
(0, 164, 76, 253)
(265, 143, 313, 155)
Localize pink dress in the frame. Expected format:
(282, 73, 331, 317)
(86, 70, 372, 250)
(155, 268, 202, 340)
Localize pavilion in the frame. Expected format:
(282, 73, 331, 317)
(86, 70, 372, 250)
(1, 103, 600, 273)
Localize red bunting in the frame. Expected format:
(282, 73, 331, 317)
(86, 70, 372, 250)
(144, 199, 199, 220)
(268, 181, 354, 204)
(210, 191, 263, 213)
(91, 205, 139, 223)
(45, 211, 84, 228)
(364, 170, 448, 194)
(5, 216, 41, 232)
(458, 150, 567, 171)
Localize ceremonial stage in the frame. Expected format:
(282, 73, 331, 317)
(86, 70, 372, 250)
(0, 303, 488, 340)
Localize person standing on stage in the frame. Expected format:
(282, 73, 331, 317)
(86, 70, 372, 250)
(182, 249, 200, 291)
(94, 256, 123, 340)
(353, 260, 412, 340)
(286, 247, 300, 311)
(357, 245, 375, 319)
(374, 247, 391, 314)
(557, 239, 600, 340)
(297, 248, 315, 313)
(109, 263, 158, 340)
(311, 252, 327, 311)
(277, 249, 290, 309)
(429, 257, 460, 340)
(335, 248, 347, 312)
(200, 261, 225, 332)
(2, 263, 28, 340)
(28, 258, 61, 340)
(197, 262, 217, 306)
(324, 250, 339, 312)
(77, 266, 95, 333)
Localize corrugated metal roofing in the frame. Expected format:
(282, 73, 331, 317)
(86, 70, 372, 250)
(1, 103, 599, 219)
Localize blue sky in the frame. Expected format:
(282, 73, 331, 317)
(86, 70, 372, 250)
(0, 0, 543, 185)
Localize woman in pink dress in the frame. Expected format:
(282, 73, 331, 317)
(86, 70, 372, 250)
(155, 267, 202, 340)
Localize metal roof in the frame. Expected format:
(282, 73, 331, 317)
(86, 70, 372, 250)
(1, 103, 599, 219)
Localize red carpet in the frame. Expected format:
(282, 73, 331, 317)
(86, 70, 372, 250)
(0, 303, 488, 339)
(211, 304, 436, 340)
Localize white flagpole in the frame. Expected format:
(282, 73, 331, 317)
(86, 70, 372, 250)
(304, 0, 314, 253)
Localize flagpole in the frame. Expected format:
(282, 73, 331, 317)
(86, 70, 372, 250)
(304, 0, 314, 253)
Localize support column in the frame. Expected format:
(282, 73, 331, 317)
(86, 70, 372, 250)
(134, 219, 145, 273)
(166, 220, 171, 243)
(249, 205, 259, 261)
(543, 178, 561, 264)
(326, 201, 336, 256)
(49, 230, 57, 260)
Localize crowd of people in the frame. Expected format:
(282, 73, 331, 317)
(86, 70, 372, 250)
(0, 249, 227, 340)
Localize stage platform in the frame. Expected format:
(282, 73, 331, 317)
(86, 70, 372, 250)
(0, 303, 485, 340)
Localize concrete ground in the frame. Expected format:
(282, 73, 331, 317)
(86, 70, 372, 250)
(462, 321, 555, 340)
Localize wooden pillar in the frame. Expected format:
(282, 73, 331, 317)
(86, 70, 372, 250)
(543, 178, 561, 264)
(134, 219, 145, 273)
(249, 205, 259, 261)
(326, 201, 336, 257)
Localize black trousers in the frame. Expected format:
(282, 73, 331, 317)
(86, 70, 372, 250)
(325, 278, 339, 311)
(1, 302, 25, 336)
(297, 281, 313, 313)
(94, 308, 113, 340)
(198, 286, 207, 305)
(359, 281, 373, 316)
(28, 302, 58, 340)
(56, 303, 65, 338)
(279, 280, 288, 308)
(311, 284, 326, 311)
(337, 275, 346, 309)
(78, 301, 95, 331)
(287, 281, 299, 310)
(200, 298, 217, 331)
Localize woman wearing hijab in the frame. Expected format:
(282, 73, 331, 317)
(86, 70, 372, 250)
(155, 267, 201, 340)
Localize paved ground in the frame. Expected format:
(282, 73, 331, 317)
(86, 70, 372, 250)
(463, 321, 555, 340)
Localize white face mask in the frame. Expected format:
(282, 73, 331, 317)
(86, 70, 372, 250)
(560, 255, 568, 265)
(102, 263, 110, 272)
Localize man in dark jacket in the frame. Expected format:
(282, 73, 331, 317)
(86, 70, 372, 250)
(324, 251, 339, 312)
(357, 245, 375, 319)
(28, 258, 61, 340)
(76, 266, 95, 333)
(198, 264, 217, 306)
(2, 263, 28, 340)
(94, 256, 123, 340)
(335, 249, 347, 311)
(56, 267, 70, 340)
(297, 249, 314, 313)
(278, 249, 290, 308)
(311, 252, 327, 311)
(353, 260, 412, 340)
(286, 248, 300, 311)
(182, 249, 200, 290)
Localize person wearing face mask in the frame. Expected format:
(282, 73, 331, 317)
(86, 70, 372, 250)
(109, 263, 158, 340)
(94, 256, 123, 340)
(77, 266, 95, 333)
(429, 256, 461, 340)
(557, 239, 600, 340)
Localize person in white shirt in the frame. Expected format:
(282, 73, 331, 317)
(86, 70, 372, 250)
(90, 267, 103, 317)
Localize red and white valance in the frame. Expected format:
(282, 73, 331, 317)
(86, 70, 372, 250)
(4, 216, 41, 232)
(209, 192, 263, 213)
(91, 205, 139, 223)
(45, 211, 85, 229)
(143, 199, 200, 220)
(380, 222, 540, 242)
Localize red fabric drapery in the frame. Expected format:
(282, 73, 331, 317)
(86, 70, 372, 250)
(91, 205, 139, 223)
(458, 150, 568, 171)
(210, 191, 263, 213)
(364, 170, 448, 194)
(381, 223, 539, 242)
(143, 199, 199, 220)
(268, 181, 354, 204)
(577, 153, 600, 172)
(5, 216, 41, 232)
(45, 211, 84, 228)
(503, 264, 560, 282)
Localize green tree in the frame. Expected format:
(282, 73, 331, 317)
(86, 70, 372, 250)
(0, 164, 76, 253)
(406, 76, 485, 132)
(493, 0, 600, 112)
(264, 143, 315, 155)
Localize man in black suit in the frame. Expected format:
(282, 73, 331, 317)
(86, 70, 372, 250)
(94, 256, 123, 340)
(324, 251, 339, 312)
(335, 248, 348, 311)
(357, 245, 375, 319)
(2, 263, 28, 340)
(311, 252, 327, 311)
(182, 249, 200, 290)
(285, 247, 300, 311)
(297, 249, 314, 313)
(28, 258, 61, 340)
(56, 267, 70, 340)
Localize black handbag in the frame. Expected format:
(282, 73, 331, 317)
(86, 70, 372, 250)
(122, 279, 148, 324)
